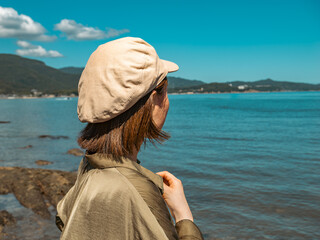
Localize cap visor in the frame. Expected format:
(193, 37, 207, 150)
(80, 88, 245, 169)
(161, 59, 179, 73)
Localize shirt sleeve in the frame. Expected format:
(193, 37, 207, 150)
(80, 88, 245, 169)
(175, 219, 204, 240)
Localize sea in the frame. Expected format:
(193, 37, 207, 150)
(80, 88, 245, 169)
(0, 91, 319, 240)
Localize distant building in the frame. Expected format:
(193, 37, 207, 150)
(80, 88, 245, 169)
(238, 85, 248, 90)
(30, 89, 42, 97)
(30, 89, 37, 94)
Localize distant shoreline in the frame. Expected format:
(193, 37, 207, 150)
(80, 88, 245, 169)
(0, 95, 77, 100)
(168, 89, 320, 95)
(0, 89, 319, 99)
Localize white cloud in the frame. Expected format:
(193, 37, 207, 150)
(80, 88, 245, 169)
(54, 19, 129, 41)
(0, 6, 56, 41)
(16, 40, 63, 58)
(16, 40, 34, 48)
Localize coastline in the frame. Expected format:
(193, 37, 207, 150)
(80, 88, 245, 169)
(168, 89, 320, 95)
(0, 95, 77, 100)
(1, 89, 319, 100)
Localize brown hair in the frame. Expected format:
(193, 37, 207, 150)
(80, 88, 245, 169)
(77, 78, 170, 157)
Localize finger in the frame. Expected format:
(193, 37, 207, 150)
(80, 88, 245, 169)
(161, 175, 170, 187)
(157, 171, 178, 186)
(157, 171, 178, 180)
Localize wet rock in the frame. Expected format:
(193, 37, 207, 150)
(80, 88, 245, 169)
(67, 148, 84, 156)
(19, 145, 33, 149)
(0, 210, 16, 227)
(0, 167, 76, 219)
(0, 210, 16, 236)
(0, 121, 10, 124)
(35, 160, 53, 166)
(38, 135, 69, 140)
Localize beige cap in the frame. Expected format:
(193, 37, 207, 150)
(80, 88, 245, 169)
(77, 37, 179, 123)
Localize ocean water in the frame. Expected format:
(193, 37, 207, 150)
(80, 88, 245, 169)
(0, 91, 319, 239)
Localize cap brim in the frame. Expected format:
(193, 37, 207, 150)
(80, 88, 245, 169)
(161, 59, 179, 73)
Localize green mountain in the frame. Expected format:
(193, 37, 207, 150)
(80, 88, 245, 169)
(226, 79, 320, 91)
(0, 54, 79, 94)
(0, 54, 319, 95)
(175, 78, 320, 93)
(59, 67, 84, 75)
(167, 77, 204, 89)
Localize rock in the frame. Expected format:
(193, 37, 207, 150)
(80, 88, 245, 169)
(0, 210, 16, 237)
(38, 135, 69, 140)
(67, 148, 84, 156)
(0, 210, 16, 227)
(0, 167, 76, 219)
(35, 160, 53, 166)
(0, 121, 10, 124)
(19, 145, 33, 149)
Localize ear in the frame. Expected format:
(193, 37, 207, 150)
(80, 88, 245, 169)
(151, 90, 163, 106)
(150, 90, 156, 104)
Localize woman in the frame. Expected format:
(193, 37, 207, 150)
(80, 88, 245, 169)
(56, 37, 203, 240)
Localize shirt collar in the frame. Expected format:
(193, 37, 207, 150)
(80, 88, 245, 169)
(84, 152, 164, 194)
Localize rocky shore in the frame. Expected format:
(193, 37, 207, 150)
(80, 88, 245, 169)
(0, 167, 76, 238)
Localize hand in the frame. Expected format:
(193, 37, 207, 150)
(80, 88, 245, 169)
(156, 171, 193, 223)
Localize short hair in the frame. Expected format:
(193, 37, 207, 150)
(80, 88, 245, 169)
(77, 78, 170, 157)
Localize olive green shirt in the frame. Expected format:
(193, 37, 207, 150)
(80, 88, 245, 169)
(56, 153, 203, 240)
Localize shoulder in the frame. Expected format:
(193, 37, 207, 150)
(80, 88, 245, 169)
(83, 168, 138, 201)
(58, 167, 170, 240)
(115, 167, 169, 215)
(115, 167, 164, 203)
(116, 167, 159, 191)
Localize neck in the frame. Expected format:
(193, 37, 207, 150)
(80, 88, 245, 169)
(126, 147, 139, 162)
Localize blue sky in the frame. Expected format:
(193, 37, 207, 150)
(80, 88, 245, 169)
(0, 0, 319, 83)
